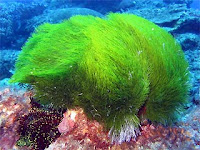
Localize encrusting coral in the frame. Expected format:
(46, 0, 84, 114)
(10, 13, 189, 143)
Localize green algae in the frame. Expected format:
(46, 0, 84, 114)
(10, 13, 189, 142)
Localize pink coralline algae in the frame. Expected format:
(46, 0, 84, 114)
(0, 86, 199, 150)
(0, 87, 31, 150)
(47, 108, 111, 150)
(58, 110, 76, 134)
(47, 107, 198, 150)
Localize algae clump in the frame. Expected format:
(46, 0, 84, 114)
(10, 13, 189, 143)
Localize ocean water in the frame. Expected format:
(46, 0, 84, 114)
(191, 0, 200, 9)
(0, 0, 200, 150)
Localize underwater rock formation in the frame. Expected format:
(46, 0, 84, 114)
(58, 110, 76, 134)
(0, 87, 31, 150)
(163, 0, 193, 7)
(47, 108, 111, 150)
(0, 0, 199, 149)
(26, 8, 103, 32)
(64, 0, 122, 14)
(10, 13, 189, 143)
(0, 87, 198, 150)
(0, 50, 20, 80)
(0, 2, 46, 49)
(177, 106, 200, 149)
(47, 108, 197, 150)
(125, 3, 200, 35)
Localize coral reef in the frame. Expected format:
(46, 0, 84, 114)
(125, 2, 200, 35)
(163, 0, 193, 7)
(63, 0, 122, 14)
(0, 50, 20, 80)
(26, 8, 103, 32)
(0, 2, 46, 49)
(0, 0, 112, 50)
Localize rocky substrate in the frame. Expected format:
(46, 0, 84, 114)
(0, 82, 31, 150)
(45, 108, 200, 150)
(0, 82, 199, 149)
(0, 50, 20, 80)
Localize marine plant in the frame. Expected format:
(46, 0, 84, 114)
(10, 13, 189, 143)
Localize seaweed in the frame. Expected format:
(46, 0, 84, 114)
(10, 13, 189, 143)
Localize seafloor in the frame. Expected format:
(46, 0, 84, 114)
(0, 81, 200, 150)
(0, 0, 200, 150)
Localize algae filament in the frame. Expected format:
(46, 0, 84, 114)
(10, 13, 189, 143)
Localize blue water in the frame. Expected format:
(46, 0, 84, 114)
(191, 0, 200, 9)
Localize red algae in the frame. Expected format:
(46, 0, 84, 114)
(46, 108, 196, 150)
(58, 110, 76, 134)
(0, 88, 31, 150)
(47, 108, 111, 150)
(0, 86, 199, 150)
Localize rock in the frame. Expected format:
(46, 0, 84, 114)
(0, 87, 31, 150)
(0, 2, 46, 50)
(125, 3, 200, 34)
(118, 0, 136, 9)
(193, 93, 200, 105)
(172, 10, 200, 34)
(177, 105, 200, 150)
(190, 87, 200, 105)
(58, 110, 76, 134)
(176, 33, 200, 51)
(65, 0, 122, 14)
(118, 0, 165, 11)
(26, 8, 103, 32)
(0, 50, 20, 80)
(163, 0, 193, 7)
(125, 4, 186, 26)
(46, 108, 111, 150)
